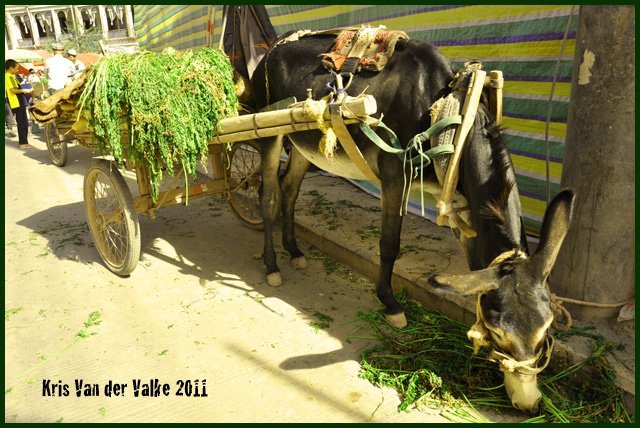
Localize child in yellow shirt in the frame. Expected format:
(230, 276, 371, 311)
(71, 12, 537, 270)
(5, 59, 33, 149)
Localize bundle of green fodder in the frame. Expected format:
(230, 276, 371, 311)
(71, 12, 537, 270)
(78, 47, 239, 201)
(350, 295, 631, 423)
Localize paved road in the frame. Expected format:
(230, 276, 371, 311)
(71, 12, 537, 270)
(5, 131, 460, 423)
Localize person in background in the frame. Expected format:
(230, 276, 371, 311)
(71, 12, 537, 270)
(5, 97, 17, 138)
(27, 68, 47, 101)
(36, 69, 49, 99)
(25, 68, 44, 133)
(21, 69, 36, 106)
(27, 68, 40, 86)
(5, 59, 34, 149)
(44, 43, 76, 95)
(66, 48, 86, 77)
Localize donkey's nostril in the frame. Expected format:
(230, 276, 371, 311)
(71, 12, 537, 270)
(427, 274, 443, 287)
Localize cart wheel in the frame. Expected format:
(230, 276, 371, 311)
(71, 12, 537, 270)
(44, 122, 69, 167)
(227, 140, 263, 230)
(84, 159, 141, 276)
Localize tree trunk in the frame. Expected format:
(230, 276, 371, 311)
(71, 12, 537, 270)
(550, 6, 635, 320)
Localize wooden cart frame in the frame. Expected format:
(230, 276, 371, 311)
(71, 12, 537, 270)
(42, 95, 376, 276)
(44, 117, 262, 276)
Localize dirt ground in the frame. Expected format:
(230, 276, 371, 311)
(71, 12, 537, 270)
(4, 128, 633, 422)
(4, 130, 500, 423)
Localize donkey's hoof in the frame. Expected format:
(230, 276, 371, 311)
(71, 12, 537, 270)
(385, 313, 407, 329)
(290, 256, 308, 270)
(267, 272, 283, 287)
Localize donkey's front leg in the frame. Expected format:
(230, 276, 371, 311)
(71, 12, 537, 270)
(377, 170, 407, 328)
(280, 145, 311, 270)
(260, 135, 285, 287)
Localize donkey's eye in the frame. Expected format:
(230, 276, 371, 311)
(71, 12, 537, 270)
(485, 324, 504, 338)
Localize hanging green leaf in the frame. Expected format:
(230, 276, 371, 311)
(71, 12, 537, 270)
(78, 47, 239, 201)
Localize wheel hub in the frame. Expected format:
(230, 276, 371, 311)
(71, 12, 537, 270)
(95, 211, 107, 229)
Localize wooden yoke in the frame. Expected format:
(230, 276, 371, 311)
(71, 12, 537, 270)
(485, 70, 504, 126)
(435, 69, 486, 228)
(210, 95, 377, 144)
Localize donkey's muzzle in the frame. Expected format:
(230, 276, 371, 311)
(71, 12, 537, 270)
(503, 371, 541, 412)
(490, 335, 554, 412)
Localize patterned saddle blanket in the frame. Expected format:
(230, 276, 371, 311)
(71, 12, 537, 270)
(321, 25, 409, 74)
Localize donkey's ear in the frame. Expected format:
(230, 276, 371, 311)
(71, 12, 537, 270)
(428, 266, 501, 296)
(531, 189, 575, 279)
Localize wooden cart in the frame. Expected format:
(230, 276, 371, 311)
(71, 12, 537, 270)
(39, 94, 377, 277)
(85, 142, 262, 276)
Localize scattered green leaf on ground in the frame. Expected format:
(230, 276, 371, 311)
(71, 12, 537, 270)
(308, 310, 334, 333)
(5, 307, 23, 321)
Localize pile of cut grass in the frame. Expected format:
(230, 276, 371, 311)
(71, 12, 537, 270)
(349, 295, 631, 422)
(78, 47, 238, 201)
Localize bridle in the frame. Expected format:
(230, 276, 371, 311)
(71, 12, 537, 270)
(489, 334, 554, 376)
(467, 249, 555, 375)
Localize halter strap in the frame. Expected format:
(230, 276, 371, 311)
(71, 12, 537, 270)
(468, 248, 553, 374)
(489, 248, 528, 267)
(489, 335, 554, 375)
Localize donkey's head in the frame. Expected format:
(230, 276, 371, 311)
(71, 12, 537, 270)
(428, 189, 575, 411)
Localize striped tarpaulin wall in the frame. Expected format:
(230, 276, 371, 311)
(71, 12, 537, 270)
(133, 5, 212, 51)
(136, 5, 578, 237)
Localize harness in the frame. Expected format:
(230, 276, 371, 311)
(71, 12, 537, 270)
(322, 27, 504, 237)
(360, 60, 504, 238)
(267, 26, 504, 238)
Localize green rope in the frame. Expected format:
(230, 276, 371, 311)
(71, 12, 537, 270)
(360, 115, 460, 166)
(359, 114, 461, 216)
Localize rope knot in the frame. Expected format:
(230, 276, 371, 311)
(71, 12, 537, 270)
(435, 200, 454, 218)
(499, 358, 519, 373)
(488, 336, 554, 375)
(467, 321, 491, 354)
(303, 98, 337, 159)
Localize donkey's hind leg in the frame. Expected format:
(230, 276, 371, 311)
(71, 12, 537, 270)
(280, 145, 311, 270)
(260, 134, 285, 287)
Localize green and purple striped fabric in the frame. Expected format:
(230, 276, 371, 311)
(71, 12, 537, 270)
(133, 5, 212, 52)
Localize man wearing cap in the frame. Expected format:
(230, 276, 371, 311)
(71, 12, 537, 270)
(44, 43, 76, 95)
(66, 48, 86, 76)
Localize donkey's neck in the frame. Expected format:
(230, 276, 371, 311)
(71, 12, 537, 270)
(459, 114, 528, 270)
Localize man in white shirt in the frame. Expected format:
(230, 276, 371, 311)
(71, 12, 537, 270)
(66, 48, 86, 76)
(44, 43, 77, 95)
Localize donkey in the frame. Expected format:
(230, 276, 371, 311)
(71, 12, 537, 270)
(249, 31, 575, 411)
